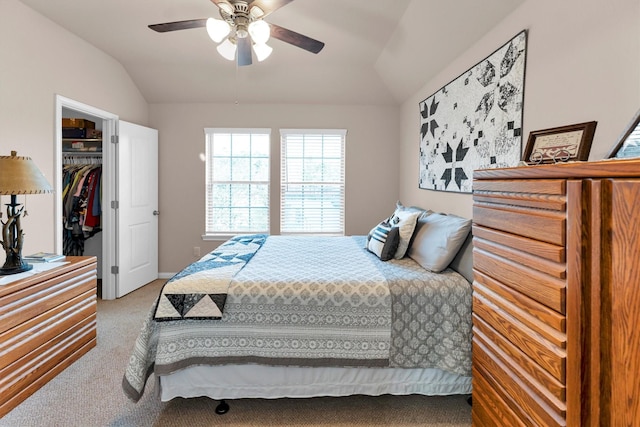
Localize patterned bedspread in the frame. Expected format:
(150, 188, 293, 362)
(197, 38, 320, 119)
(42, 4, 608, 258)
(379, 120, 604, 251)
(123, 236, 472, 402)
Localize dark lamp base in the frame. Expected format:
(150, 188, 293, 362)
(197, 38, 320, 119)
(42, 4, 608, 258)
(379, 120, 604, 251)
(2, 195, 34, 276)
(0, 262, 33, 276)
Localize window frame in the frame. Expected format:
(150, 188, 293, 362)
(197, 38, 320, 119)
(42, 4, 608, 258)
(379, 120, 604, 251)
(279, 128, 346, 236)
(203, 127, 271, 240)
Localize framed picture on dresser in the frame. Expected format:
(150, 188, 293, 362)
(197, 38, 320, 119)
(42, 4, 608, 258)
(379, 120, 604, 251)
(522, 121, 597, 164)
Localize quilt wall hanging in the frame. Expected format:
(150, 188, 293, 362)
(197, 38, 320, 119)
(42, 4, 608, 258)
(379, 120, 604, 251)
(419, 30, 527, 193)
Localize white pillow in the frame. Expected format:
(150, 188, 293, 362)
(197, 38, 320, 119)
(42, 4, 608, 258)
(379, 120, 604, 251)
(407, 213, 472, 272)
(387, 208, 421, 259)
(395, 201, 431, 221)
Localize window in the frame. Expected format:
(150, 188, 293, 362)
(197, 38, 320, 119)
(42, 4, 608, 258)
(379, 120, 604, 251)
(204, 128, 270, 237)
(280, 129, 346, 235)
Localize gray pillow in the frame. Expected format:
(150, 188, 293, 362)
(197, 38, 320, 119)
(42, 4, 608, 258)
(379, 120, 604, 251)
(448, 233, 474, 283)
(407, 213, 472, 273)
(366, 221, 400, 261)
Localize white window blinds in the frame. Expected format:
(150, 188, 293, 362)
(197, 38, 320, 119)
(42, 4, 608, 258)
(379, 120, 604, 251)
(280, 129, 346, 235)
(204, 128, 270, 236)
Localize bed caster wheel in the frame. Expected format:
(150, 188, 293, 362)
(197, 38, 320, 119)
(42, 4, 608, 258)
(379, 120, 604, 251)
(215, 400, 230, 415)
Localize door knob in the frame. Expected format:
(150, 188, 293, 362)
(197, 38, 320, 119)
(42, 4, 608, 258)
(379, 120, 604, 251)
(153, 210, 160, 216)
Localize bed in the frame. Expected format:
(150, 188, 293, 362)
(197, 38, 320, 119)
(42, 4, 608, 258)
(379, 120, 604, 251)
(123, 206, 474, 413)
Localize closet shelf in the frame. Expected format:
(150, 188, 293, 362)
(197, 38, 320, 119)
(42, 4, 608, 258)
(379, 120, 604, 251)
(62, 137, 102, 155)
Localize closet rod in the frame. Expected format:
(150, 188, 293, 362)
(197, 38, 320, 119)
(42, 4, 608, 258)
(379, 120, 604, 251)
(63, 153, 102, 165)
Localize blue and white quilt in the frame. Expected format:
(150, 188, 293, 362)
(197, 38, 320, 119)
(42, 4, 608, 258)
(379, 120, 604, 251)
(154, 234, 267, 321)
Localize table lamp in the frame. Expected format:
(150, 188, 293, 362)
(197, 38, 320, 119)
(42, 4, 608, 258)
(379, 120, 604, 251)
(0, 151, 53, 275)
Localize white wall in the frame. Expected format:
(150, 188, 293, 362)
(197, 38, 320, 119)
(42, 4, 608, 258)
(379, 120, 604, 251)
(149, 103, 399, 273)
(0, 0, 149, 255)
(398, 0, 640, 218)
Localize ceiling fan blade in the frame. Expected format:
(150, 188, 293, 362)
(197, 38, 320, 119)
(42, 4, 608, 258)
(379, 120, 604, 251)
(269, 23, 324, 54)
(249, 0, 296, 18)
(237, 37, 253, 66)
(148, 19, 207, 33)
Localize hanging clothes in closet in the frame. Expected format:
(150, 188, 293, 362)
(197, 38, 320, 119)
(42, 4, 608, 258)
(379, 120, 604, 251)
(62, 155, 102, 256)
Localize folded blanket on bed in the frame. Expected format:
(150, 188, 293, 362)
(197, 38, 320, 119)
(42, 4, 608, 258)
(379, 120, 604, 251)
(154, 234, 267, 321)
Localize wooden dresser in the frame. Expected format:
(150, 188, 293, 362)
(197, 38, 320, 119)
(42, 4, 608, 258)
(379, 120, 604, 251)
(471, 159, 640, 426)
(0, 256, 97, 417)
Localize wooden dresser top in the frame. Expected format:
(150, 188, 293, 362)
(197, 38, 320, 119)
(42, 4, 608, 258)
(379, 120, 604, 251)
(0, 256, 96, 298)
(474, 158, 640, 180)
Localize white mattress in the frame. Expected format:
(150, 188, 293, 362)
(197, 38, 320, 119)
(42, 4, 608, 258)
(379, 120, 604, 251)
(159, 364, 472, 401)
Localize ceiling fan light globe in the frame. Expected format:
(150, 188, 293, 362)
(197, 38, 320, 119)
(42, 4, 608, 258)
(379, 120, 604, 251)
(248, 20, 270, 44)
(217, 38, 237, 61)
(206, 18, 230, 43)
(253, 42, 273, 62)
(236, 27, 249, 39)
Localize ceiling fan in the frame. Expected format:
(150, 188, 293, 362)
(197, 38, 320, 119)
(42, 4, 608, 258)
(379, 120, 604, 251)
(149, 0, 325, 66)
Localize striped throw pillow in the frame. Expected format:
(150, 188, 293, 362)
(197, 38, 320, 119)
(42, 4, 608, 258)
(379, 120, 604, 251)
(366, 221, 400, 261)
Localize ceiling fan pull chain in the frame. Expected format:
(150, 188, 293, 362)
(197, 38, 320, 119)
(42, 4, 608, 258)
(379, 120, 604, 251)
(234, 61, 240, 105)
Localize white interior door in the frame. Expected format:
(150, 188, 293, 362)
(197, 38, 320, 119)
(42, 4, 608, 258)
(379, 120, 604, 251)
(116, 121, 158, 297)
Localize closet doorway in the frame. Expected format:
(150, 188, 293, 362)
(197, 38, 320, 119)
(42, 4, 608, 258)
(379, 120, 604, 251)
(54, 95, 159, 299)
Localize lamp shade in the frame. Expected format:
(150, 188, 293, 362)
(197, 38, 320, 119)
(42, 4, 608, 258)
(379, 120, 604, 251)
(0, 151, 52, 195)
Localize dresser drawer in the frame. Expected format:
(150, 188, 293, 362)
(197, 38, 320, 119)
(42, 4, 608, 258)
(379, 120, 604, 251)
(473, 329, 567, 427)
(473, 178, 567, 246)
(473, 204, 565, 246)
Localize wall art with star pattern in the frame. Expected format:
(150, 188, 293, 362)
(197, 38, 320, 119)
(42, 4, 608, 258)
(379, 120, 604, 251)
(419, 30, 527, 193)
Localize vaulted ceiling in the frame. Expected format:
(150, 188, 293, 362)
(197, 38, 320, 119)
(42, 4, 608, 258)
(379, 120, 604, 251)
(19, 0, 524, 105)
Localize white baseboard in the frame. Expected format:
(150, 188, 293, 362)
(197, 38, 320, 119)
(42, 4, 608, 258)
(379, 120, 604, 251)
(158, 272, 176, 279)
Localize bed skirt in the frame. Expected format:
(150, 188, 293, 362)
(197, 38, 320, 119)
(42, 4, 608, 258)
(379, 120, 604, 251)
(159, 365, 472, 401)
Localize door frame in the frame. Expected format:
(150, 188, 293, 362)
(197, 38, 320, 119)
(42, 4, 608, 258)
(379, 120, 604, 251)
(54, 95, 119, 299)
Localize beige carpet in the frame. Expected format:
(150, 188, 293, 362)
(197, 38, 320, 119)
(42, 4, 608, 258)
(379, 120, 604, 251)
(0, 280, 472, 427)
